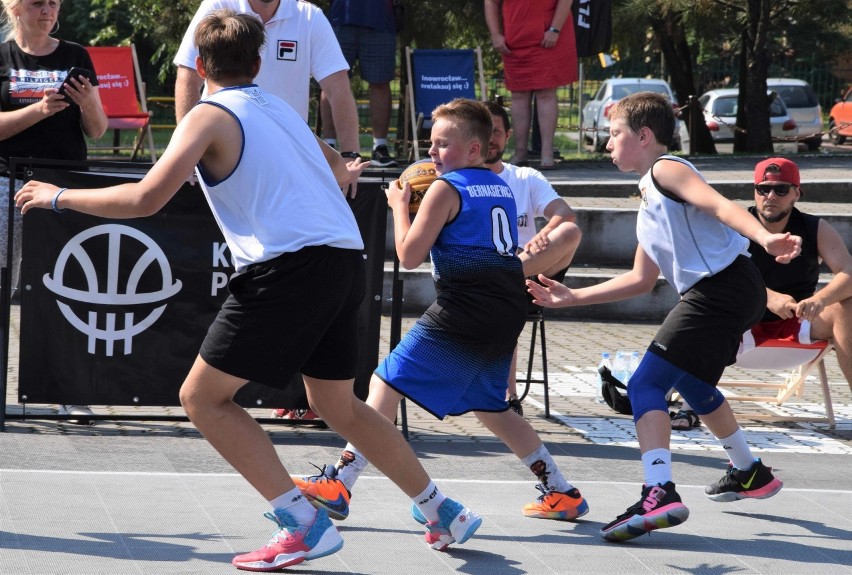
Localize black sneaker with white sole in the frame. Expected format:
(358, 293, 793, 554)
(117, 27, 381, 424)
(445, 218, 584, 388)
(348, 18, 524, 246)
(370, 145, 397, 167)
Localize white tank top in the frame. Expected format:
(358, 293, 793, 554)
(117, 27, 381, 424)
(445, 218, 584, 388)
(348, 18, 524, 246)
(636, 155, 749, 294)
(196, 85, 363, 272)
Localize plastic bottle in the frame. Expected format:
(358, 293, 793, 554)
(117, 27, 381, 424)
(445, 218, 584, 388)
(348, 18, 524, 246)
(626, 351, 641, 384)
(596, 352, 611, 403)
(612, 351, 629, 384)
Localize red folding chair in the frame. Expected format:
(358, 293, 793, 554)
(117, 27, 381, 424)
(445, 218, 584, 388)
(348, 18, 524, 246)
(86, 45, 157, 162)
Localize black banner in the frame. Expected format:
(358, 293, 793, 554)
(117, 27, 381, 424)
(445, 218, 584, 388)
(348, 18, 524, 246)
(17, 163, 388, 408)
(573, 0, 613, 57)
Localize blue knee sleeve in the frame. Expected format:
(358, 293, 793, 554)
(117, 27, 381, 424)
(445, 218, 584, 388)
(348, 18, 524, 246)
(627, 351, 724, 421)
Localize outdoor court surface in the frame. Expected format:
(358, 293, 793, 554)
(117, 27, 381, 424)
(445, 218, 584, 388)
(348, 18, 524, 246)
(1, 315, 851, 574)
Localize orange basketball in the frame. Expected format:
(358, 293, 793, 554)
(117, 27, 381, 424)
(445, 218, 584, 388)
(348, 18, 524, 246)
(397, 160, 438, 214)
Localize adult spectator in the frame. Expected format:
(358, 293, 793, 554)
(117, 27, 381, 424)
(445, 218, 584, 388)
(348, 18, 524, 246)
(748, 158, 852, 387)
(173, 0, 361, 158)
(673, 157, 852, 429)
(484, 0, 577, 169)
(320, 0, 399, 167)
(484, 101, 581, 414)
(0, 0, 108, 424)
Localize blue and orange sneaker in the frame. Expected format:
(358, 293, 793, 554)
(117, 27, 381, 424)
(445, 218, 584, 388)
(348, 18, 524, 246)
(232, 507, 342, 571)
(292, 465, 350, 521)
(600, 481, 690, 542)
(705, 459, 783, 502)
(422, 498, 482, 551)
(522, 484, 589, 520)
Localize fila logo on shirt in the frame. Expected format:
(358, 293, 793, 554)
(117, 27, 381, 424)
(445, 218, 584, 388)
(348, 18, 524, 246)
(277, 40, 298, 61)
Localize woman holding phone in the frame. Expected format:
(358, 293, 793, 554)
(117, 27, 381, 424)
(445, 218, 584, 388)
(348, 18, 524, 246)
(0, 0, 107, 422)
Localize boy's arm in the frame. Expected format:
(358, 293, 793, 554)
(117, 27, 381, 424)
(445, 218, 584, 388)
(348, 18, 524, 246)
(528, 245, 660, 307)
(653, 160, 801, 263)
(386, 179, 457, 269)
(315, 135, 367, 195)
(16, 104, 225, 218)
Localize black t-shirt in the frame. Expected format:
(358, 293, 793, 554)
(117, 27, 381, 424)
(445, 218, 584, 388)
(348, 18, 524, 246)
(747, 206, 821, 322)
(0, 39, 99, 173)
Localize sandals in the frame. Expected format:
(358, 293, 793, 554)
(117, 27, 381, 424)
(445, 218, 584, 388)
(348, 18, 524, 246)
(670, 409, 701, 429)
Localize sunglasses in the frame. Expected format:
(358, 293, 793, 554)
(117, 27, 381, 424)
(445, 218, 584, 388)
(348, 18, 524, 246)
(754, 184, 793, 197)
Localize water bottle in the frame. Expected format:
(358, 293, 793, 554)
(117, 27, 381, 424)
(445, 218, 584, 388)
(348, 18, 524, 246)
(612, 351, 629, 385)
(626, 351, 641, 384)
(596, 352, 611, 404)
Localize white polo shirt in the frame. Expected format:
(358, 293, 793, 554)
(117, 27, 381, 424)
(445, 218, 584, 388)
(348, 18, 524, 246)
(495, 163, 561, 246)
(174, 0, 348, 121)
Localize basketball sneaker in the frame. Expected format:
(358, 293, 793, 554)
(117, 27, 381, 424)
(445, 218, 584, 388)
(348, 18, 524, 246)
(522, 484, 589, 520)
(232, 507, 343, 571)
(600, 481, 690, 542)
(370, 144, 398, 167)
(271, 408, 320, 420)
(292, 464, 350, 521)
(422, 498, 482, 551)
(705, 459, 783, 502)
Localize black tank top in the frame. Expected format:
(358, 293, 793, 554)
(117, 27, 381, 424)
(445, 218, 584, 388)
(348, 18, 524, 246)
(747, 206, 820, 322)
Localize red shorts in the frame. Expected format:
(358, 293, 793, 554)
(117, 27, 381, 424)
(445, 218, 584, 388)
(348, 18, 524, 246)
(735, 317, 827, 370)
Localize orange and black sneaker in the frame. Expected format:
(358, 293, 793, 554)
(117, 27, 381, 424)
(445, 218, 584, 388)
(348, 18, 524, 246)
(522, 484, 589, 521)
(292, 465, 351, 521)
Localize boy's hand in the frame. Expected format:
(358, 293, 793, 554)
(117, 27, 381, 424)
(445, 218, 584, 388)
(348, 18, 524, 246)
(15, 180, 60, 214)
(385, 178, 411, 212)
(526, 274, 574, 308)
(764, 232, 802, 264)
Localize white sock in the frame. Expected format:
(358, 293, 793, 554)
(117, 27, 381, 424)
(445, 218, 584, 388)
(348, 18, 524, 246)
(717, 428, 758, 470)
(412, 481, 445, 523)
(520, 443, 573, 492)
(334, 444, 368, 491)
(324, 138, 337, 148)
(373, 138, 388, 149)
(642, 448, 672, 486)
(269, 487, 316, 525)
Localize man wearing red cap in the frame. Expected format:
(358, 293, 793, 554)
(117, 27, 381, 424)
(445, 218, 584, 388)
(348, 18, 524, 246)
(748, 157, 852, 387)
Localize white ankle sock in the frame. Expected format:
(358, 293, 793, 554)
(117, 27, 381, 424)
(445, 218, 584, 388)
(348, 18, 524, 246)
(520, 443, 573, 492)
(373, 138, 388, 149)
(412, 481, 445, 523)
(334, 444, 368, 491)
(642, 448, 672, 486)
(269, 486, 316, 525)
(717, 428, 758, 470)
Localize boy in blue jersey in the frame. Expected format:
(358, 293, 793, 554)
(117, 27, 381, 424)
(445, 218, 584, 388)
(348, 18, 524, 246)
(17, 10, 482, 570)
(527, 92, 802, 542)
(294, 98, 589, 539)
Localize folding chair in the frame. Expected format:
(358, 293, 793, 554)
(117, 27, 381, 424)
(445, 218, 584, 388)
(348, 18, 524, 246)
(718, 327, 836, 428)
(402, 47, 487, 161)
(85, 45, 157, 162)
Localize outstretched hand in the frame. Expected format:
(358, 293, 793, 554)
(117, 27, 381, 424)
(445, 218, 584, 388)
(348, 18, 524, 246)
(14, 180, 60, 214)
(764, 232, 802, 264)
(342, 156, 368, 199)
(526, 274, 575, 308)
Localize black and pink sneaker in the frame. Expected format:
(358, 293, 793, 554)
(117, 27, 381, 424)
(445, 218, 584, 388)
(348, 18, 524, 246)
(705, 459, 783, 502)
(600, 481, 690, 542)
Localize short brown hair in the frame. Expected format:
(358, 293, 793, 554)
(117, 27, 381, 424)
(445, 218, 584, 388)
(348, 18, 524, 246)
(609, 91, 675, 148)
(194, 9, 266, 84)
(431, 98, 493, 160)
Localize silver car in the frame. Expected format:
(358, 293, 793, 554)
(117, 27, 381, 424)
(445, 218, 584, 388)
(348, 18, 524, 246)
(767, 78, 823, 150)
(581, 77, 682, 152)
(698, 88, 797, 143)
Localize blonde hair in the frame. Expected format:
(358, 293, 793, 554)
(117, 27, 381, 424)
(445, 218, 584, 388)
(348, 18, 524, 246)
(431, 98, 492, 160)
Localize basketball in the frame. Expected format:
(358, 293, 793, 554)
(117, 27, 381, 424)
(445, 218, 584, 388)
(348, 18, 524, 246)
(397, 160, 438, 214)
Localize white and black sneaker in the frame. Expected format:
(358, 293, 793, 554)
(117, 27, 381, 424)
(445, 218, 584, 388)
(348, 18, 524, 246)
(370, 145, 397, 167)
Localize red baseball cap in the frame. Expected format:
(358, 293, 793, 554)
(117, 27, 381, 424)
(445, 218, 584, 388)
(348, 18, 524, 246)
(754, 157, 801, 191)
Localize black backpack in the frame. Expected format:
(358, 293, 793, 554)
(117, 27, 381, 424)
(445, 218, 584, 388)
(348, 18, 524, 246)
(598, 365, 633, 415)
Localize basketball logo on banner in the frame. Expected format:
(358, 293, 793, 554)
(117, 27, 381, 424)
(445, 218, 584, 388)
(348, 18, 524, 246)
(42, 224, 183, 356)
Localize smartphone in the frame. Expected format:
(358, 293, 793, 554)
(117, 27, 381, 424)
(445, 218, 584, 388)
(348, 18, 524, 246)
(57, 67, 96, 96)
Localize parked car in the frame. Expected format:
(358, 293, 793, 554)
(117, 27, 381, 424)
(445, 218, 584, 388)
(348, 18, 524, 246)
(767, 78, 823, 150)
(828, 86, 852, 145)
(581, 77, 683, 152)
(698, 88, 797, 143)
